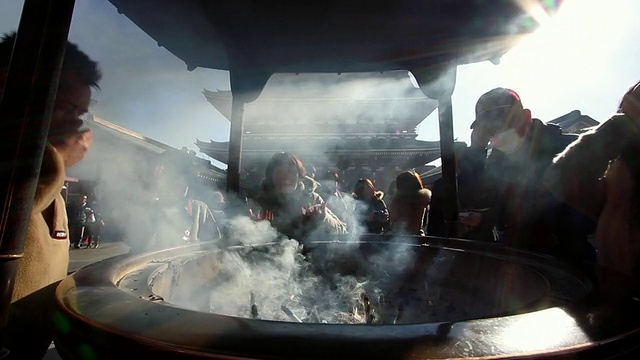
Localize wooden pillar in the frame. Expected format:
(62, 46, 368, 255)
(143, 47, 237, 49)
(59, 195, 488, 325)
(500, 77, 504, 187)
(412, 67, 459, 238)
(225, 67, 271, 197)
(0, 0, 76, 354)
(226, 79, 245, 195)
(437, 94, 459, 238)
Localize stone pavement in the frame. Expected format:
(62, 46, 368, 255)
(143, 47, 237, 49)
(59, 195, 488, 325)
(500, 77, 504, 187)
(43, 241, 130, 359)
(68, 241, 130, 273)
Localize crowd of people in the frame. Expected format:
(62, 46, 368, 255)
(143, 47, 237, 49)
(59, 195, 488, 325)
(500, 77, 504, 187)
(65, 194, 104, 249)
(2, 29, 640, 359)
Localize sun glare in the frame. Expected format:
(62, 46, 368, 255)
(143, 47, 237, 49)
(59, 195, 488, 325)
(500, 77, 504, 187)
(499, 0, 629, 109)
(514, 0, 553, 28)
(497, 308, 588, 351)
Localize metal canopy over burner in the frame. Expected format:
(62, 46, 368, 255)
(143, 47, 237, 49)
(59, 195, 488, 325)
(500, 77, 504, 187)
(107, 0, 553, 74)
(104, 0, 563, 207)
(54, 237, 640, 359)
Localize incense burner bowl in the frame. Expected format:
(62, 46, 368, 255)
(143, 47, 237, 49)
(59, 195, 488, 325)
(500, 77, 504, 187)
(54, 236, 640, 359)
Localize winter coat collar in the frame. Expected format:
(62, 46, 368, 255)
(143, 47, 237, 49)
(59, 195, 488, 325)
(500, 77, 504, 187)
(33, 144, 66, 214)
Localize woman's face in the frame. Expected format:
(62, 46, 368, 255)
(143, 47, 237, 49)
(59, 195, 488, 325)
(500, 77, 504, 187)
(272, 164, 299, 193)
(361, 185, 374, 199)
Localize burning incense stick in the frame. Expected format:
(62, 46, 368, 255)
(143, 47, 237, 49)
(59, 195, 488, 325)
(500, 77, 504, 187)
(361, 292, 373, 324)
(281, 305, 302, 323)
(393, 303, 404, 325)
(250, 292, 259, 319)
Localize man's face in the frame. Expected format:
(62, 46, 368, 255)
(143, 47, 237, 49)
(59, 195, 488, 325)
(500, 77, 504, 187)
(1, 70, 93, 168)
(49, 74, 92, 146)
(474, 106, 519, 136)
(272, 164, 299, 194)
(470, 126, 492, 150)
(488, 113, 528, 155)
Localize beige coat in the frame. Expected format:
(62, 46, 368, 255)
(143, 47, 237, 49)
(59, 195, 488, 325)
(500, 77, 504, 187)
(12, 143, 70, 302)
(596, 159, 640, 276)
(546, 114, 640, 278)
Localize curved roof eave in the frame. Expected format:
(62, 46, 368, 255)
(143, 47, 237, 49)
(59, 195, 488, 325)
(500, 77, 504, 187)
(107, 0, 559, 74)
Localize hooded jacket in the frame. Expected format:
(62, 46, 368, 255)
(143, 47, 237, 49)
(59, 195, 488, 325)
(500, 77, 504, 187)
(12, 143, 69, 302)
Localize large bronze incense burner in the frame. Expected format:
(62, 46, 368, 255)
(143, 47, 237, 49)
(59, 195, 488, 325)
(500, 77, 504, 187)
(54, 236, 640, 359)
(4, 1, 640, 359)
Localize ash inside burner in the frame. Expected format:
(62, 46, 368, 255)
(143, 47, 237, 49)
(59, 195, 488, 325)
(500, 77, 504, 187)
(149, 240, 552, 324)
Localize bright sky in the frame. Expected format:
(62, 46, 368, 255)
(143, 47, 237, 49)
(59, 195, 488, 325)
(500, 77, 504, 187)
(1, 0, 640, 166)
(418, 0, 640, 143)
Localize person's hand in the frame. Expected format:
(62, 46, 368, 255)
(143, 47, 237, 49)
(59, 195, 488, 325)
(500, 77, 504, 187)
(459, 211, 482, 227)
(52, 128, 93, 168)
(369, 209, 388, 222)
(301, 203, 325, 223)
(251, 209, 274, 221)
(471, 127, 491, 150)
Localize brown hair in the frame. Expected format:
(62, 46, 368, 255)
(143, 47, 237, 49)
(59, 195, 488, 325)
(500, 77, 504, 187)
(353, 178, 383, 200)
(618, 80, 640, 119)
(263, 152, 306, 192)
(395, 170, 424, 194)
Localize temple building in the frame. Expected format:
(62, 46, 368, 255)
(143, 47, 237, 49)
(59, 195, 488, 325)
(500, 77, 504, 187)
(68, 115, 227, 194)
(547, 110, 599, 134)
(67, 114, 228, 211)
(196, 71, 441, 191)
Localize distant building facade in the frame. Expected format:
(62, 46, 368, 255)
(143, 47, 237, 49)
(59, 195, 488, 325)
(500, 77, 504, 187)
(66, 116, 227, 240)
(196, 71, 441, 192)
(547, 110, 599, 134)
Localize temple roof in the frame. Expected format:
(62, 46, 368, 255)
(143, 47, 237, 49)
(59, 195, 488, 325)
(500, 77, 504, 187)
(204, 71, 438, 132)
(547, 110, 599, 134)
(87, 115, 173, 154)
(196, 136, 440, 164)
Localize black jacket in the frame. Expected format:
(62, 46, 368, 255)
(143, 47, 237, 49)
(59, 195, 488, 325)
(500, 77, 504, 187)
(354, 195, 389, 234)
(427, 147, 495, 241)
(488, 119, 595, 262)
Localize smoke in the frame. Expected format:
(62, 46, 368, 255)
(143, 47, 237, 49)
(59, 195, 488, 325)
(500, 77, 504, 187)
(153, 218, 418, 324)
(142, 187, 465, 325)
(218, 70, 439, 190)
(69, 95, 537, 327)
(246, 70, 434, 135)
(148, 211, 505, 326)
